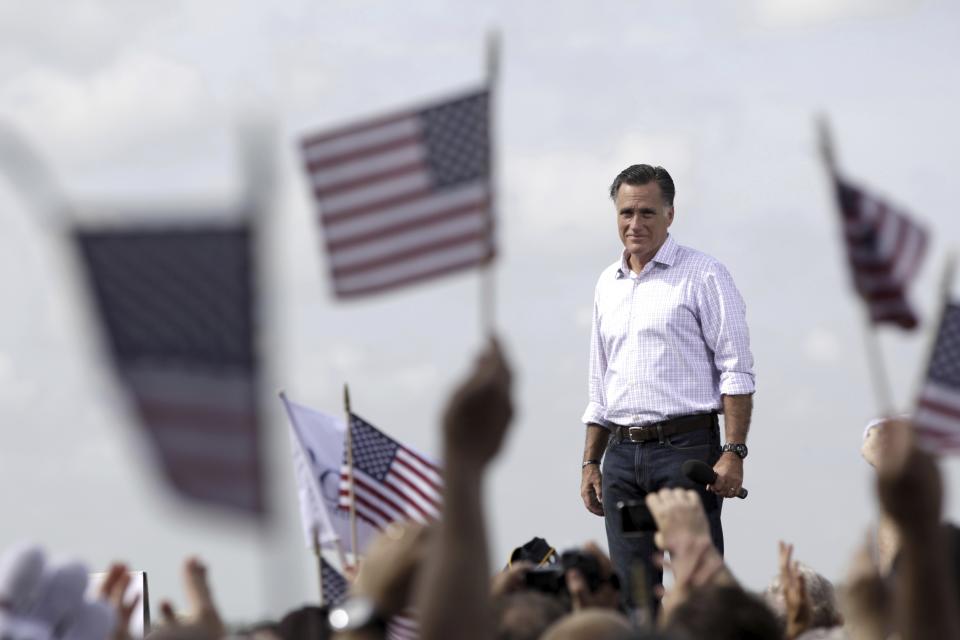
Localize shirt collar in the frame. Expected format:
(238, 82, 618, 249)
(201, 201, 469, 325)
(616, 234, 678, 278)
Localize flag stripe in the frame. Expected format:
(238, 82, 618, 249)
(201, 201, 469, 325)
(394, 453, 442, 494)
(326, 200, 489, 253)
(323, 182, 488, 235)
(315, 160, 428, 198)
(385, 474, 441, 516)
(303, 117, 419, 162)
(329, 215, 489, 269)
(318, 171, 431, 215)
(333, 231, 490, 278)
(396, 448, 442, 485)
(350, 472, 432, 523)
(335, 242, 492, 296)
(336, 251, 492, 298)
(309, 145, 425, 190)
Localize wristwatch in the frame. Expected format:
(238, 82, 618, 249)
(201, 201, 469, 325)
(721, 443, 748, 459)
(328, 597, 387, 633)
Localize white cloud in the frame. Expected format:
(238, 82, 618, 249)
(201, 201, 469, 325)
(0, 49, 210, 167)
(745, 0, 922, 28)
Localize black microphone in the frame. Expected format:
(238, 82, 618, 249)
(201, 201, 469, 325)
(681, 460, 748, 499)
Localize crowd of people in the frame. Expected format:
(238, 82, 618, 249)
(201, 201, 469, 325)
(1, 339, 957, 640)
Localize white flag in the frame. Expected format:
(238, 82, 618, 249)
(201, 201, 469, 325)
(280, 393, 377, 552)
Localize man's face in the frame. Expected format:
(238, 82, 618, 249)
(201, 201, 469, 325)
(615, 182, 674, 265)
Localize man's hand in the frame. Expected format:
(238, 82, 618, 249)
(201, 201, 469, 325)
(154, 557, 225, 640)
(875, 423, 942, 533)
(840, 534, 890, 640)
(353, 522, 430, 618)
(645, 488, 711, 551)
(708, 454, 743, 498)
(656, 534, 729, 620)
(99, 563, 140, 640)
(489, 561, 533, 599)
(778, 542, 813, 640)
(645, 487, 735, 620)
(580, 465, 604, 516)
(442, 337, 513, 469)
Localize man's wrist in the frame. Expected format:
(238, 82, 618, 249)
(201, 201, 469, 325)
(582, 459, 601, 469)
(721, 442, 748, 460)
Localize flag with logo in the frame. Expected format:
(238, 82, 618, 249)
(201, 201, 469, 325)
(300, 88, 493, 298)
(280, 393, 378, 552)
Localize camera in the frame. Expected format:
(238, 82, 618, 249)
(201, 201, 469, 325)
(617, 499, 657, 536)
(522, 549, 611, 594)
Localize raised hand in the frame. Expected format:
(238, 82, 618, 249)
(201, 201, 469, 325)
(154, 557, 225, 640)
(441, 337, 513, 468)
(352, 522, 430, 618)
(99, 563, 140, 640)
(645, 488, 711, 551)
(778, 542, 812, 639)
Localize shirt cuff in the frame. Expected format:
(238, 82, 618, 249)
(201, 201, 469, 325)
(719, 372, 756, 396)
(581, 402, 612, 428)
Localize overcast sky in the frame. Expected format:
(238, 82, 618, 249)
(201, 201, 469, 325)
(1, 0, 959, 622)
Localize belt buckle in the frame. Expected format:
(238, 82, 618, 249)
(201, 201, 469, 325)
(627, 426, 649, 442)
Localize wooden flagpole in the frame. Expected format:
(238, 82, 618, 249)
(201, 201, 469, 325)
(817, 116, 894, 416)
(343, 383, 359, 569)
(481, 30, 500, 339)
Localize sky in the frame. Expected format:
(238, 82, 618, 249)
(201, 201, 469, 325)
(1, 0, 959, 623)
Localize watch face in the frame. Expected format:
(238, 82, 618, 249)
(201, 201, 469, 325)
(724, 443, 747, 459)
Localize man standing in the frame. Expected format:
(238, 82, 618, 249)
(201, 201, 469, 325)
(579, 164, 755, 610)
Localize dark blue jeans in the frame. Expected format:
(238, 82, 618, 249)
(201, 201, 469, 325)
(601, 417, 724, 613)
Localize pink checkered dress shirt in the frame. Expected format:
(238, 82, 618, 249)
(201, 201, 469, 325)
(582, 235, 755, 429)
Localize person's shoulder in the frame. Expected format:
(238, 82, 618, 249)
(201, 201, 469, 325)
(673, 242, 729, 272)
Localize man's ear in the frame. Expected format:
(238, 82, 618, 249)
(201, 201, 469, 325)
(667, 207, 675, 225)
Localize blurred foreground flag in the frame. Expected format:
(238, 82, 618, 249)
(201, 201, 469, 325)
(915, 301, 960, 451)
(75, 224, 265, 516)
(339, 414, 442, 531)
(833, 176, 927, 329)
(300, 88, 494, 298)
(280, 393, 378, 552)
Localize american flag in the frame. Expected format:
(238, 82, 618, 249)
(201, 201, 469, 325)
(75, 224, 264, 515)
(915, 302, 960, 451)
(339, 414, 442, 530)
(300, 88, 493, 298)
(320, 557, 349, 606)
(833, 176, 927, 329)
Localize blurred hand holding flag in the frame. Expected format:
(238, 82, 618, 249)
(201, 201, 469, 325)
(75, 224, 265, 516)
(340, 414, 442, 531)
(300, 88, 494, 298)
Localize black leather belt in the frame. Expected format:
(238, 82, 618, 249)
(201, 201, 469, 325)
(612, 412, 716, 443)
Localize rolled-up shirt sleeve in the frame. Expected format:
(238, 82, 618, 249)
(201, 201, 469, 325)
(581, 290, 612, 427)
(697, 262, 756, 396)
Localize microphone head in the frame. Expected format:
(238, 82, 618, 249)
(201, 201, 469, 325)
(681, 459, 716, 484)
